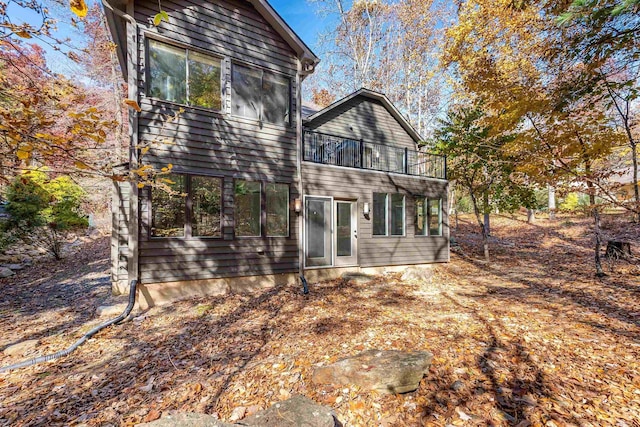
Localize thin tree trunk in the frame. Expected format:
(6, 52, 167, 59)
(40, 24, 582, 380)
(548, 185, 556, 220)
(593, 208, 606, 277)
(471, 193, 489, 262)
(632, 142, 639, 222)
(527, 208, 535, 223)
(483, 190, 491, 236)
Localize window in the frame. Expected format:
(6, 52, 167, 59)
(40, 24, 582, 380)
(372, 193, 387, 236)
(415, 196, 427, 236)
(428, 198, 442, 236)
(266, 183, 289, 237)
(390, 194, 405, 236)
(232, 63, 290, 126)
(151, 175, 223, 239)
(151, 174, 186, 237)
(373, 192, 405, 236)
(235, 180, 261, 237)
(192, 176, 222, 237)
(148, 39, 221, 110)
(415, 197, 442, 236)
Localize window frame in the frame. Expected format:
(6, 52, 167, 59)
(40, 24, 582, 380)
(149, 173, 224, 240)
(234, 179, 263, 238)
(145, 36, 223, 112)
(265, 183, 290, 238)
(230, 61, 292, 127)
(414, 197, 443, 237)
(372, 192, 406, 237)
(372, 192, 388, 237)
(414, 196, 427, 237)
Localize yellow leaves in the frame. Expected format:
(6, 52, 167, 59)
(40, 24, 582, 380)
(153, 11, 170, 27)
(15, 30, 32, 39)
(70, 0, 88, 18)
(74, 161, 91, 170)
(16, 150, 30, 160)
(124, 99, 142, 112)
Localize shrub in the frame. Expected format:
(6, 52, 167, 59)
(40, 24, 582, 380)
(3, 170, 88, 259)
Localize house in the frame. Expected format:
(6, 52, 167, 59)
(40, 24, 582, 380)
(104, 0, 449, 307)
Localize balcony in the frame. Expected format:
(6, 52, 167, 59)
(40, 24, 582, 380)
(302, 130, 446, 180)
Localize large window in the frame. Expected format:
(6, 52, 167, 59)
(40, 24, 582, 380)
(390, 194, 405, 236)
(151, 174, 186, 237)
(372, 193, 387, 236)
(373, 193, 405, 236)
(192, 176, 222, 237)
(148, 39, 221, 110)
(151, 175, 222, 238)
(232, 63, 290, 126)
(235, 180, 261, 237)
(415, 197, 442, 236)
(266, 183, 289, 237)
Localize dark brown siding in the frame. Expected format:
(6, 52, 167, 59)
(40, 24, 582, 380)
(132, 0, 300, 284)
(111, 181, 130, 283)
(304, 96, 417, 150)
(302, 160, 449, 267)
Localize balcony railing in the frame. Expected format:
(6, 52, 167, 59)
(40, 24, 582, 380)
(303, 130, 446, 180)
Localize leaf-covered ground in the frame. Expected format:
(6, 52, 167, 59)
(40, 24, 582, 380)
(0, 214, 639, 426)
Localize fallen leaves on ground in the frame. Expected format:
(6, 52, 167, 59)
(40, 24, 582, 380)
(0, 214, 639, 426)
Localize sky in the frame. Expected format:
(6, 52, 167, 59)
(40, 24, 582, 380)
(7, 0, 329, 76)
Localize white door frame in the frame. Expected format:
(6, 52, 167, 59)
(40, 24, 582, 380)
(333, 200, 358, 267)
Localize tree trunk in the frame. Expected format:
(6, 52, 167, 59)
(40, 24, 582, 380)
(527, 208, 535, 223)
(483, 191, 490, 236)
(593, 208, 606, 277)
(548, 185, 556, 220)
(631, 142, 639, 222)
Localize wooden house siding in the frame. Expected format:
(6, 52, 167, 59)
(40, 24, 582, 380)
(111, 180, 130, 283)
(302, 163, 449, 266)
(132, 0, 301, 285)
(304, 96, 417, 150)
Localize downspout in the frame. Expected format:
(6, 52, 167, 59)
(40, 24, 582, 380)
(297, 57, 317, 295)
(102, 0, 141, 292)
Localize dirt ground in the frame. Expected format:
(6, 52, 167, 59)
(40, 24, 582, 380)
(0, 214, 639, 426)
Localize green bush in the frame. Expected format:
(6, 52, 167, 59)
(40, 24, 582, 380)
(3, 170, 88, 258)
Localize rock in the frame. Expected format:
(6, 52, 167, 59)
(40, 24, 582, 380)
(136, 413, 232, 427)
(400, 267, 433, 283)
(4, 339, 39, 356)
(96, 303, 128, 317)
(0, 267, 15, 278)
(451, 380, 465, 391)
(242, 395, 340, 427)
(137, 396, 340, 427)
(5, 264, 25, 271)
(342, 272, 373, 285)
(312, 350, 433, 394)
(228, 407, 246, 422)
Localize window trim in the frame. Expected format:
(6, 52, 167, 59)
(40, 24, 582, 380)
(149, 173, 224, 240)
(145, 36, 224, 112)
(230, 61, 292, 127)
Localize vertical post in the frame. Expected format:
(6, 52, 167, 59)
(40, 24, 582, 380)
(444, 155, 447, 180)
(359, 139, 364, 169)
(404, 147, 409, 174)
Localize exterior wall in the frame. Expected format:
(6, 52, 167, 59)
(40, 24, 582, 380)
(304, 96, 416, 150)
(132, 0, 300, 285)
(111, 180, 130, 292)
(301, 159, 449, 268)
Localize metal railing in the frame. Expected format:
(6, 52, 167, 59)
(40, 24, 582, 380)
(303, 130, 446, 179)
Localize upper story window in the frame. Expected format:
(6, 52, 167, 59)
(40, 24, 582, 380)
(231, 63, 290, 126)
(148, 39, 222, 110)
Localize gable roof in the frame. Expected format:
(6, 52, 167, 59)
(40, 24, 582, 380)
(304, 88, 423, 143)
(102, 0, 319, 80)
